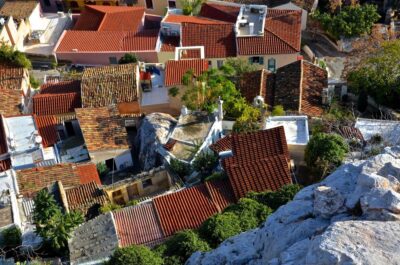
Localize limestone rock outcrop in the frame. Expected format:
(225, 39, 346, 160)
(187, 147, 400, 265)
(135, 113, 176, 170)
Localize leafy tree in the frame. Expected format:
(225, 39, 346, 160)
(271, 105, 285, 116)
(312, 4, 380, 39)
(246, 184, 302, 210)
(168, 87, 180, 97)
(170, 158, 192, 179)
(118, 53, 138, 64)
(32, 190, 84, 253)
(223, 198, 272, 230)
(305, 133, 349, 178)
(30, 76, 40, 89)
(1, 226, 22, 248)
(180, 0, 203, 15)
(232, 103, 261, 133)
(348, 40, 400, 108)
(100, 203, 122, 213)
(96, 162, 109, 178)
(107, 245, 163, 265)
(192, 151, 218, 176)
(156, 230, 210, 264)
(204, 171, 227, 182)
(199, 212, 242, 247)
(0, 44, 32, 68)
(224, 58, 259, 85)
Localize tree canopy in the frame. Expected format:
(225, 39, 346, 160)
(118, 53, 138, 64)
(305, 133, 349, 178)
(313, 4, 380, 39)
(348, 40, 400, 108)
(107, 245, 163, 265)
(0, 44, 32, 69)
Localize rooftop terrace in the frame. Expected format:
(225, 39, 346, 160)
(236, 5, 267, 36)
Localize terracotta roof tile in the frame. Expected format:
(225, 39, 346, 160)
(81, 64, 138, 108)
(114, 202, 165, 247)
(32, 93, 81, 116)
(274, 60, 327, 117)
(199, 3, 240, 23)
(65, 181, 108, 217)
(75, 107, 130, 152)
(0, 88, 22, 116)
(209, 135, 233, 153)
(226, 154, 292, 199)
(74, 163, 102, 185)
(205, 179, 236, 211)
(153, 184, 219, 236)
(0, 64, 25, 90)
(164, 14, 228, 24)
(0, 1, 38, 20)
(34, 115, 58, 147)
(0, 116, 10, 172)
(339, 126, 364, 142)
(237, 69, 274, 105)
(181, 23, 236, 58)
(17, 164, 82, 198)
(40, 80, 81, 94)
(164, 59, 209, 86)
(237, 9, 301, 55)
(74, 5, 144, 32)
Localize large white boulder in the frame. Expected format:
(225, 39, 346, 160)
(187, 147, 400, 265)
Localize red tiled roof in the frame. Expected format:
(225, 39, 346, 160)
(164, 14, 227, 24)
(0, 88, 22, 116)
(0, 63, 25, 90)
(164, 59, 209, 86)
(237, 9, 302, 55)
(153, 184, 219, 236)
(209, 135, 232, 153)
(181, 23, 236, 58)
(56, 30, 159, 53)
(161, 36, 179, 52)
(65, 181, 109, 217)
(74, 5, 145, 32)
(0, 116, 10, 172)
(17, 164, 82, 198)
(226, 154, 292, 199)
(339, 126, 364, 142)
(40, 80, 81, 94)
(114, 202, 165, 247)
(34, 115, 58, 147)
(199, 3, 240, 23)
(75, 163, 102, 185)
(205, 179, 235, 211)
(32, 93, 82, 116)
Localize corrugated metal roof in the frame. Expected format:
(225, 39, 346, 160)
(113, 202, 165, 247)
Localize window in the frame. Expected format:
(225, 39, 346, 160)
(109, 57, 118, 64)
(249, 56, 264, 65)
(267, 58, 276, 72)
(142, 178, 152, 188)
(168, 0, 176, 8)
(208, 61, 212, 67)
(217, 60, 224, 68)
(105, 158, 117, 171)
(145, 0, 153, 9)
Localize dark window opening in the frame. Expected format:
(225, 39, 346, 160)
(249, 56, 264, 65)
(267, 58, 276, 72)
(65, 121, 75, 137)
(105, 158, 117, 172)
(109, 57, 118, 64)
(168, 0, 176, 8)
(142, 178, 152, 188)
(145, 0, 153, 9)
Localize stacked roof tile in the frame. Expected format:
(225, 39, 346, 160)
(114, 202, 165, 247)
(164, 59, 209, 86)
(274, 60, 327, 116)
(237, 9, 302, 55)
(209, 135, 233, 153)
(0, 64, 25, 90)
(181, 23, 236, 58)
(75, 107, 130, 152)
(81, 64, 138, 108)
(153, 184, 220, 236)
(65, 181, 109, 217)
(221, 127, 292, 199)
(40, 80, 81, 94)
(205, 179, 236, 211)
(0, 88, 22, 116)
(75, 163, 102, 185)
(238, 69, 275, 105)
(34, 115, 58, 147)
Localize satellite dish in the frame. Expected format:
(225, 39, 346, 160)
(35, 135, 42, 144)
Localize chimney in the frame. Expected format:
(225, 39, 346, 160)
(181, 105, 189, 116)
(218, 99, 224, 121)
(249, 22, 254, 35)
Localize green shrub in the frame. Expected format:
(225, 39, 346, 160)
(100, 203, 122, 213)
(199, 212, 242, 247)
(2, 226, 22, 248)
(271, 105, 285, 116)
(204, 171, 227, 182)
(305, 133, 349, 178)
(96, 162, 109, 177)
(246, 184, 302, 210)
(170, 158, 191, 179)
(30, 75, 40, 89)
(370, 134, 383, 145)
(107, 245, 163, 265)
(192, 151, 218, 175)
(0, 44, 32, 68)
(168, 87, 179, 97)
(118, 53, 138, 64)
(158, 230, 210, 263)
(223, 198, 272, 230)
(125, 200, 139, 207)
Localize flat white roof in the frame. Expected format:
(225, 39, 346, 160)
(265, 116, 309, 145)
(355, 118, 400, 146)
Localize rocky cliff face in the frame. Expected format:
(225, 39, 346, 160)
(135, 113, 176, 171)
(187, 147, 400, 265)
